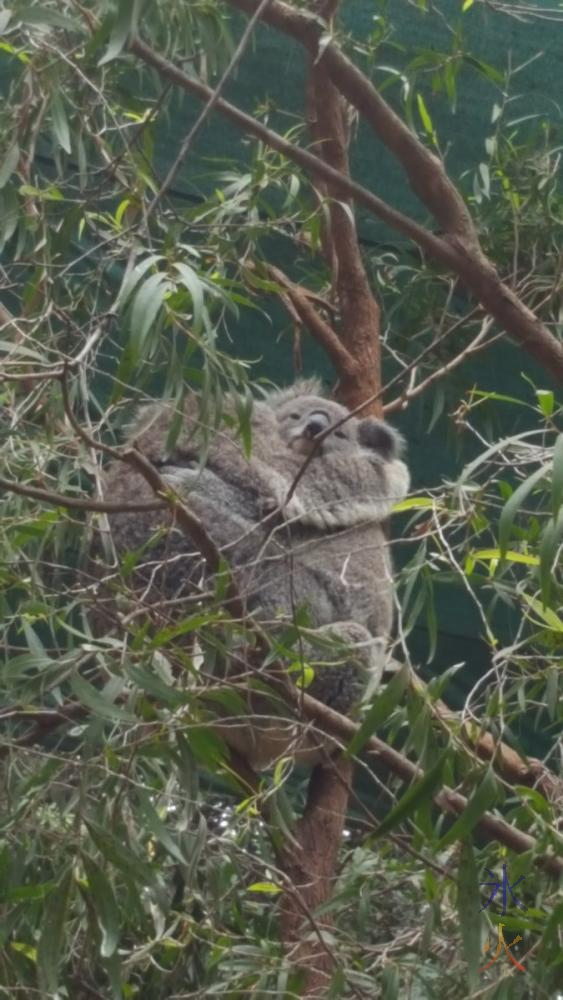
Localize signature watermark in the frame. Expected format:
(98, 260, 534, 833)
(478, 864, 527, 973)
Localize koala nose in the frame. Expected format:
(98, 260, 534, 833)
(304, 416, 329, 439)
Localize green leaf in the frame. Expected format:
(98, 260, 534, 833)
(381, 965, 400, 1000)
(478, 162, 490, 198)
(416, 92, 436, 143)
(552, 433, 563, 517)
(393, 495, 436, 512)
(0, 185, 18, 249)
(37, 869, 72, 995)
(82, 855, 120, 958)
(539, 508, 563, 604)
(346, 662, 410, 758)
(0, 336, 45, 361)
(129, 271, 170, 354)
(521, 592, 563, 633)
(85, 820, 155, 885)
(371, 751, 447, 840)
(457, 840, 481, 992)
(0, 142, 19, 188)
(174, 262, 205, 334)
(127, 664, 187, 707)
(137, 789, 187, 864)
(498, 464, 547, 557)
(10, 941, 37, 962)
(6, 880, 56, 902)
(462, 0, 475, 10)
(70, 673, 136, 722)
(16, 5, 80, 29)
(536, 390, 554, 418)
(114, 253, 163, 310)
(439, 769, 499, 848)
(186, 725, 229, 767)
(99, 0, 141, 65)
(248, 881, 282, 895)
(51, 91, 71, 154)
(471, 548, 539, 566)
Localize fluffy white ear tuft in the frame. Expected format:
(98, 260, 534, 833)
(258, 377, 326, 407)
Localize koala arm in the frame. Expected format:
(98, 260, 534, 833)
(270, 453, 410, 530)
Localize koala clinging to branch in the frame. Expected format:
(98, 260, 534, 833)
(96, 379, 409, 767)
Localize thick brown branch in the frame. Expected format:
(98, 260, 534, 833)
(408, 673, 563, 805)
(278, 756, 354, 993)
(289, 686, 562, 878)
(129, 38, 457, 268)
(228, 0, 479, 248)
(130, 35, 563, 383)
(307, 49, 382, 412)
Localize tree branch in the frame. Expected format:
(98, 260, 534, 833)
(289, 684, 562, 878)
(228, 0, 479, 249)
(261, 263, 358, 376)
(135, 7, 563, 383)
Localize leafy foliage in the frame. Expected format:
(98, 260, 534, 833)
(0, 1, 561, 998)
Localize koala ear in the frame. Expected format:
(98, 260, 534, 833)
(358, 418, 403, 461)
(259, 377, 326, 408)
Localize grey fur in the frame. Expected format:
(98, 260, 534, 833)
(96, 381, 409, 767)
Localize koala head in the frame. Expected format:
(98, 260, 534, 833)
(274, 394, 353, 456)
(265, 379, 403, 462)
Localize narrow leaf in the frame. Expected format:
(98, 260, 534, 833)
(393, 495, 436, 512)
(51, 91, 71, 154)
(85, 820, 155, 885)
(439, 769, 499, 848)
(552, 433, 563, 517)
(539, 508, 563, 604)
(37, 869, 72, 994)
(416, 92, 435, 142)
(83, 855, 120, 958)
(114, 253, 163, 310)
(498, 464, 547, 556)
(457, 840, 481, 992)
(174, 262, 205, 334)
(346, 663, 410, 757)
(129, 272, 169, 353)
(99, 0, 139, 65)
(471, 548, 539, 566)
(521, 592, 563, 632)
(0, 185, 19, 249)
(137, 789, 187, 864)
(0, 142, 19, 188)
(372, 751, 447, 840)
(248, 881, 282, 895)
(70, 673, 135, 722)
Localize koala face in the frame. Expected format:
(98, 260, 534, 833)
(274, 396, 356, 456)
(273, 394, 402, 463)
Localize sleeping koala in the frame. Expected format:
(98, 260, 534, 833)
(96, 380, 409, 767)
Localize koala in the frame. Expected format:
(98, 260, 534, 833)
(95, 380, 409, 768)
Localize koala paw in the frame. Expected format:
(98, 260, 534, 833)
(258, 486, 307, 525)
(282, 493, 308, 523)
